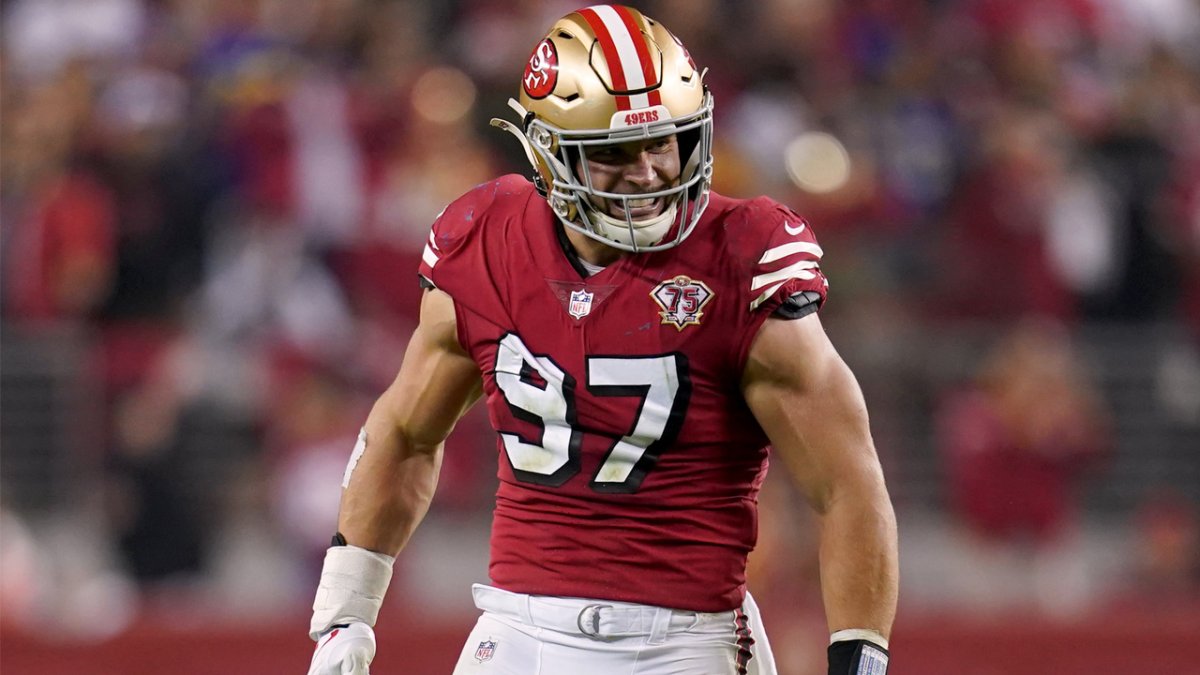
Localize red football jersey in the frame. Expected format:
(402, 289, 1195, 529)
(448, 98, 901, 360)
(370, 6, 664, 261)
(418, 175, 828, 612)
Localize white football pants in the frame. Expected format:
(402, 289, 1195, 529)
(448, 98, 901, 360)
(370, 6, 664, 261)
(451, 584, 778, 675)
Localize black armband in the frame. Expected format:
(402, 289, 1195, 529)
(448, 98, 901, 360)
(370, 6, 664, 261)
(774, 290, 822, 320)
(331, 532, 348, 547)
(828, 639, 889, 675)
(418, 274, 436, 290)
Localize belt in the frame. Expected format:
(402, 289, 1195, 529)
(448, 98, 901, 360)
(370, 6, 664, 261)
(471, 584, 731, 640)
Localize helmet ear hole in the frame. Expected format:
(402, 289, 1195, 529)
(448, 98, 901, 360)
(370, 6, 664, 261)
(678, 129, 701, 169)
(677, 127, 703, 196)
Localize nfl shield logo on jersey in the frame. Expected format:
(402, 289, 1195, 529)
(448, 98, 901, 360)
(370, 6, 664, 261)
(474, 639, 497, 662)
(651, 275, 714, 330)
(569, 289, 594, 319)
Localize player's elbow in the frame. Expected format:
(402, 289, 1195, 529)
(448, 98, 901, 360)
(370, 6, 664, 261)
(818, 449, 892, 517)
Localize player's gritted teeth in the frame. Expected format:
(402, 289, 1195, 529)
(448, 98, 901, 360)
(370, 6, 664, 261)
(609, 196, 663, 219)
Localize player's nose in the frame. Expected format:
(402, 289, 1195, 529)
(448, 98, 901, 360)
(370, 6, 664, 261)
(623, 152, 658, 189)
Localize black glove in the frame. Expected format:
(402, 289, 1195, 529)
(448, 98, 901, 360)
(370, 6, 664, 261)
(828, 638, 889, 675)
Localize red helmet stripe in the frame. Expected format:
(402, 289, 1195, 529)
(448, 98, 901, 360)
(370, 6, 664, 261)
(578, 7, 632, 110)
(613, 5, 662, 106)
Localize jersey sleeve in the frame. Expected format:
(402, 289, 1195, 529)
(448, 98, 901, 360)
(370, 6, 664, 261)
(417, 174, 534, 290)
(727, 197, 831, 369)
(729, 197, 829, 316)
(418, 183, 490, 291)
(416, 176, 533, 348)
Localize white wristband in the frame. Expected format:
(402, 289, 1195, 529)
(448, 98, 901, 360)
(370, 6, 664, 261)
(830, 628, 889, 650)
(309, 545, 395, 640)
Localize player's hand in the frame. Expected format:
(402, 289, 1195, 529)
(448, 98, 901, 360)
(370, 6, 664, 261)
(307, 622, 376, 675)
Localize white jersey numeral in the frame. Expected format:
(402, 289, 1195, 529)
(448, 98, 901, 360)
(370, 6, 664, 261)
(493, 333, 689, 493)
(494, 333, 580, 486)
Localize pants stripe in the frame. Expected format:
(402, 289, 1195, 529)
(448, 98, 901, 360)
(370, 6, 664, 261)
(734, 608, 756, 674)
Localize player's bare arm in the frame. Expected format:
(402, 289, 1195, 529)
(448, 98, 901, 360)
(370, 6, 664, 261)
(306, 287, 481, 675)
(742, 312, 899, 668)
(338, 287, 482, 555)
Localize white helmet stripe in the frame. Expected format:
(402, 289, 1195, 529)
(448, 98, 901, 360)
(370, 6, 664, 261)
(589, 5, 649, 90)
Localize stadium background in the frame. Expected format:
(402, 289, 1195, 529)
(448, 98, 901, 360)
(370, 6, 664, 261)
(1, 0, 1198, 673)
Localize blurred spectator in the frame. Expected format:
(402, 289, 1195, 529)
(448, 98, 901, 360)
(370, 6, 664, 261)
(3, 0, 145, 84)
(3, 168, 117, 321)
(90, 56, 209, 321)
(0, 503, 137, 640)
(1128, 487, 1200, 598)
(1161, 74, 1200, 339)
(268, 357, 364, 568)
(104, 377, 206, 585)
(1126, 492, 1200, 602)
(337, 65, 499, 322)
(938, 318, 1107, 543)
(1079, 108, 1178, 322)
(935, 105, 1080, 321)
(934, 318, 1109, 613)
(2, 65, 117, 321)
(0, 506, 45, 624)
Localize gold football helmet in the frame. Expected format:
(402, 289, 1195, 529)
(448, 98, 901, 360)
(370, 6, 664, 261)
(492, 5, 714, 252)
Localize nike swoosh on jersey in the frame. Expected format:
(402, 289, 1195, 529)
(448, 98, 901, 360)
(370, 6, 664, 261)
(784, 221, 807, 236)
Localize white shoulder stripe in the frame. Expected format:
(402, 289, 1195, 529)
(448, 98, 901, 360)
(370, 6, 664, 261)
(750, 281, 787, 311)
(751, 259, 819, 291)
(759, 241, 823, 264)
(422, 243, 439, 268)
(427, 230, 440, 250)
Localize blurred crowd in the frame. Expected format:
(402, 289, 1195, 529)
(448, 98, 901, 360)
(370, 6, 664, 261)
(2, 0, 1199, 643)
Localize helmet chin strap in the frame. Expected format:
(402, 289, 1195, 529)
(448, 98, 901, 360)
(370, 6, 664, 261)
(587, 202, 678, 249)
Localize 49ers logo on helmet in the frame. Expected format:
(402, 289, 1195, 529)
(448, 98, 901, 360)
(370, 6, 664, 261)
(523, 39, 558, 99)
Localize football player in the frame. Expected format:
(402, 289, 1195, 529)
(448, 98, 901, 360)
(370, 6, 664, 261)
(306, 5, 897, 674)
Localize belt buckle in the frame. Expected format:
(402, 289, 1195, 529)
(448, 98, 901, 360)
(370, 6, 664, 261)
(576, 604, 611, 639)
